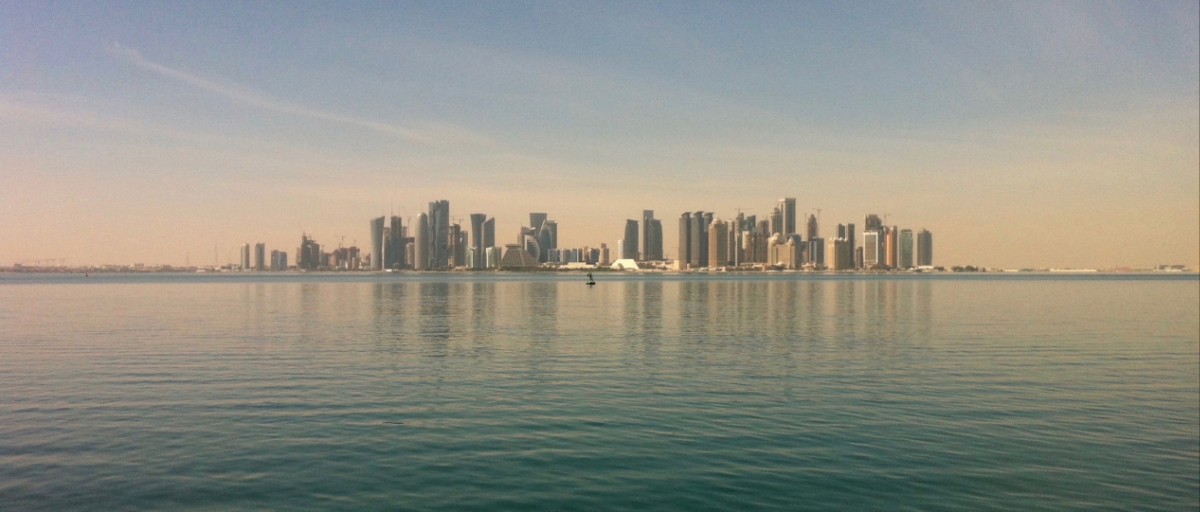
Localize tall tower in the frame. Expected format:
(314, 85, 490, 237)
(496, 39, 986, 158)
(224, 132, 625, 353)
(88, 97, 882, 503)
(470, 214, 486, 269)
(240, 243, 251, 270)
(806, 214, 819, 239)
(530, 213, 548, 235)
(770, 206, 784, 236)
(917, 229, 933, 267)
(863, 231, 881, 268)
(388, 216, 403, 269)
(642, 210, 659, 260)
(779, 198, 797, 236)
(483, 217, 495, 249)
(415, 212, 430, 271)
(428, 200, 449, 269)
(709, 218, 728, 268)
(899, 229, 914, 269)
(370, 216, 385, 271)
(885, 227, 899, 268)
(678, 212, 692, 269)
(623, 219, 639, 260)
(864, 214, 883, 232)
(254, 243, 266, 271)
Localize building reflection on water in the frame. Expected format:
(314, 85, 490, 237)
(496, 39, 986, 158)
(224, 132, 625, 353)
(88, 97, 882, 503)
(338, 277, 934, 359)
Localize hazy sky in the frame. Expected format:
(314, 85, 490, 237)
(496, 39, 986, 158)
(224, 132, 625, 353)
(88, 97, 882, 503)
(2, 1, 1197, 268)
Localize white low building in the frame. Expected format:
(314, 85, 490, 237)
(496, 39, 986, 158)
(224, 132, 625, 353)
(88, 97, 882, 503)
(610, 259, 640, 271)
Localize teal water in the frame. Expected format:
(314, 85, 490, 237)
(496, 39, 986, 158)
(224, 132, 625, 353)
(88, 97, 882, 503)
(1, 273, 1197, 511)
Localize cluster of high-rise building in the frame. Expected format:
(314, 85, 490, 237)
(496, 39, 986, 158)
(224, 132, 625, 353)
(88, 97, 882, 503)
(231, 197, 932, 271)
(619, 199, 933, 271)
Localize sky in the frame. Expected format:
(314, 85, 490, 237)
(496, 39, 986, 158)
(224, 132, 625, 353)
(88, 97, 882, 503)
(2, 1, 1197, 269)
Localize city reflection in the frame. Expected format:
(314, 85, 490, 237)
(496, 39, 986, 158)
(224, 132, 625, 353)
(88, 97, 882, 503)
(355, 277, 934, 358)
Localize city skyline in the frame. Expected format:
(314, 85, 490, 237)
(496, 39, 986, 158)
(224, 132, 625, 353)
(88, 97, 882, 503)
(2, 2, 1197, 269)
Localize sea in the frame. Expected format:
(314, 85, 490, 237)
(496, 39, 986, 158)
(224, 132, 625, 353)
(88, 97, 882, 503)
(1, 272, 1196, 511)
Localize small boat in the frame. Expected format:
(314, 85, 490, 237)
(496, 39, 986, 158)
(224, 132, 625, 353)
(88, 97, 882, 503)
(586, 272, 596, 286)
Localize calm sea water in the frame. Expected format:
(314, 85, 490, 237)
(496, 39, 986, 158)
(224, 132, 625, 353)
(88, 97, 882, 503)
(0, 273, 1196, 511)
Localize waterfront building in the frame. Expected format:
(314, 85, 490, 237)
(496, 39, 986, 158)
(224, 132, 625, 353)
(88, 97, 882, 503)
(414, 212, 430, 270)
(623, 219, 639, 260)
(807, 214, 819, 239)
(885, 226, 899, 268)
(864, 214, 883, 232)
(270, 249, 287, 271)
(470, 214, 487, 269)
(428, 200, 450, 269)
(499, 244, 538, 268)
(483, 217, 495, 249)
(770, 206, 784, 236)
(454, 227, 468, 267)
(485, 246, 501, 269)
(807, 237, 825, 267)
(863, 230, 881, 268)
(846, 224, 857, 268)
(254, 243, 266, 271)
(827, 238, 852, 270)
(387, 216, 404, 269)
(689, 212, 707, 268)
(779, 198, 797, 236)
(370, 216, 385, 271)
(600, 243, 611, 266)
(642, 211, 662, 261)
(538, 221, 555, 263)
(900, 229, 914, 269)
(240, 244, 251, 270)
(678, 212, 692, 270)
(529, 213, 548, 237)
(709, 219, 729, 268)
(297, 234, 320, 270)
(522, 230, 541, 262)
(917, 229, 933, 266)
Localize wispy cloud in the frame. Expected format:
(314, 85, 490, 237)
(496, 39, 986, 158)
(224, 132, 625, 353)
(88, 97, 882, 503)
(105, 42, 496, 147)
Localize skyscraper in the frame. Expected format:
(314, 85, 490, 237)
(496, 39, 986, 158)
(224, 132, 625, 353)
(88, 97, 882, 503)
(388, 216, 403, 269)
(863, 231, 881, 268)
(449, 223, 465, 267)
(414, 212, 430, 271)
(530, 213, 548, 236)
(254, 243, 266, 271)
(678, 212, 692, 269)
(917, 229, 933, 266)
(885, 227, 899, 268)
(642, 211, 662, 261)
(240, 243, 251, 270)
(544, 220, 558, 250)
(690, 212, 707, 268)
(807, 214, 819, 239)
(864, 214, 883, 232)
(297, 234, 320, 270)
(270, 250, 287, 271)
(428, 200, 449, 269)
(483, 217, 495, 249)
(647, 219, 662, 260)
(623, 219, 639, 260)
(807, 238, 825, 267)
(779, 198, 797, 236)
(537, 223, 552, 263)
(470, 214, 486, 269)
(370, 216, 385, 271)
(845, 223, 857, 268)
(899, 229, 914, 269)
(708, 219, 728, 268)
(769, 206, 783, 236)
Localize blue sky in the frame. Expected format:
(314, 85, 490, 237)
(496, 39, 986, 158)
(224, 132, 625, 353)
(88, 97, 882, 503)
(2, 1, 1197, 267)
